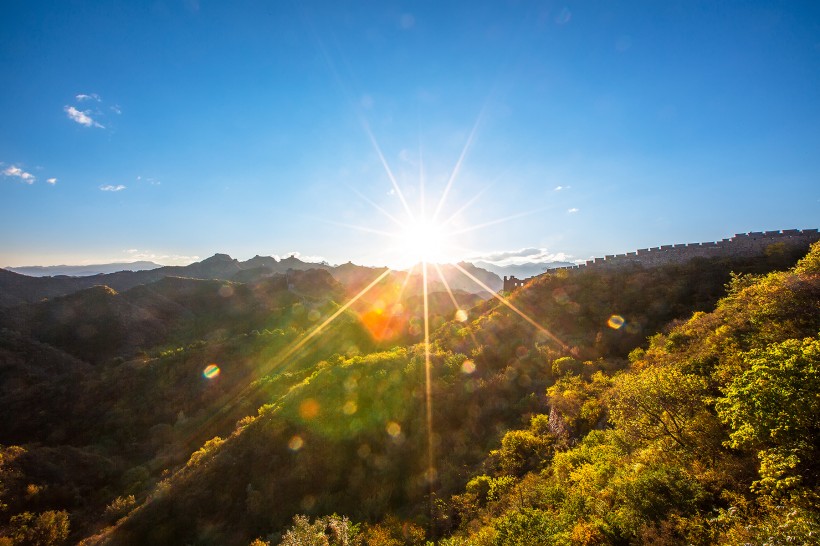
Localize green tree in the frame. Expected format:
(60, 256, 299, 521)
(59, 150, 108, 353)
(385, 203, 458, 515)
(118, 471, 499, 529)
(279, 514, 358, 546)
(491, 508, 559, 546)
(609, 364, 715, 454)
(490, 415, 557, 477)
(7, 511, 70, 546)
(717, 336, 820, 497)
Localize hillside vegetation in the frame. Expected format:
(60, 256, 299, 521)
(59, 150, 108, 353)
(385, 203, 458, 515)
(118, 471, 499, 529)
(0, 243, 817, 545)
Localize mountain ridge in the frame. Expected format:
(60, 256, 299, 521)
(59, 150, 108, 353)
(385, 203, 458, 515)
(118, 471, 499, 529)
(7, 261, 163, 277)
(0, 254, 502, 307)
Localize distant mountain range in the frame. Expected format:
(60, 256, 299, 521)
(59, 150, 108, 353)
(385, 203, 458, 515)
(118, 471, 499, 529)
(0, 260, 490, 366)
(472, 260, 575, 279)
(0, 254, 504, 308)
(7, 261, 162, 277)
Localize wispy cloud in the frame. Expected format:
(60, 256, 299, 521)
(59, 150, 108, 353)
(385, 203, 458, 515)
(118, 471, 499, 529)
(46, 178, 57, 185)
(75, 93, 101, 102)
(554, 185, 570, 191)
(65, 106, 104, 128)
(2, 165, 35, 184)
(99, 184, 126, 192)
(567, 207, 579, 213)
(110, 104, 122, 114)
(471, 247, 573, 266)
(136, 175, 161, 185)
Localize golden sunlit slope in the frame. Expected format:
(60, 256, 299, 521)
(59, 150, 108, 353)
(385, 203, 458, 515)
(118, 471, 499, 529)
(73, 246, 818, 545)
(435, 242, 820, 546)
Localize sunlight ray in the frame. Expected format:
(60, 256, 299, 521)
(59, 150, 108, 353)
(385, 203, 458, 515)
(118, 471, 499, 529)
(274, 268, 394, 366)
(366, 267, 413, 341)
(440, 185, 489, 228)
(419, 139, 425, 218)
(432, 262, 482, 348)
(439, 164, 518, 227)
(451, 262, 568, 350)
(449, 207, 546, 236)
(432, 263, 461, 312)
(395, 266, 413, 301)
(183, 268, 395, 444)
(348, 185, 406, 229)
(432, 110, 484, 222)
(310, 217, 396, 237)
(422, 260, 436, 509)
(363, 123, 415, 221)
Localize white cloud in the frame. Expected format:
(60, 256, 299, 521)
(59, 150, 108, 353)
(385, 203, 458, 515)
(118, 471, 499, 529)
(75, 93, 101, 102)
(2, 165, 35, 184)
(284, 251, 327, 264)
(554, 185, 570, 191)
(471, 247, 573, 266)
(567, 207, 579, 213)
(65, 106, 104, 128)
(46, 178, 57, 185)
(99, 184, 126, 192)
(110, 104, 122, 114)
(119, 249, 199, 266)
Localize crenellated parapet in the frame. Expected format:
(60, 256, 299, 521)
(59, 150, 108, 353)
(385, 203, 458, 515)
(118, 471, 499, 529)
(593, 229, 819, 269)
(501, 229, 819, 292)
(502, 275, 529, 292)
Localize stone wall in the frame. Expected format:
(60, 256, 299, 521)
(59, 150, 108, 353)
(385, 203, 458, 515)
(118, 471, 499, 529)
(502, 229, 819, 291)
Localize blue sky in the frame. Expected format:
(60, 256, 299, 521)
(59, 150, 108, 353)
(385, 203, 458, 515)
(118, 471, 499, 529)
(1, 1, 818, 268)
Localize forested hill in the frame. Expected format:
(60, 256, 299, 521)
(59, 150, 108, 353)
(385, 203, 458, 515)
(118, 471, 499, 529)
(0, 244, 818, 545)
(430, 241, 820, 545)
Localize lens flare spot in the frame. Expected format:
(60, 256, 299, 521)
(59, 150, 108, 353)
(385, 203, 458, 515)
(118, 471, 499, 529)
(552, 287, 570, 305)
(360, 306, 405, 341)
(202, 364, 220, 379)
(288, 435, 304, 451)
(357, 444, 371, 459)
(299, 398, 320, 420)
(555, 7, 572, 24)
(218, 285, 234, 297)
(343, 401, 358, 415)
(455, 309, 468, 322)
(608, 315, 625, 329)
(461, 359, 476, 374)
(300, 495, 316, 511)
(307, 309, 321, 322)
(386, 421, 401, 437)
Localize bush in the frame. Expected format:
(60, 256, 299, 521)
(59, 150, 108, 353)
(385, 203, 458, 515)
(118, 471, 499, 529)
(7, 510, 70, 546)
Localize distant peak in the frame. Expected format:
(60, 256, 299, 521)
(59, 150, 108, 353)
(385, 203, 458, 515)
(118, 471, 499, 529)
(202, 253, 234, 263)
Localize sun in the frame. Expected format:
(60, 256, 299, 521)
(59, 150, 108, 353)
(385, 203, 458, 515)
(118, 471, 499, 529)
(396, 217, 452, 266)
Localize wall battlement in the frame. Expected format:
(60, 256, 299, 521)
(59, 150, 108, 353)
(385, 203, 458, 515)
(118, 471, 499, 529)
(502, 229, 819, 292)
